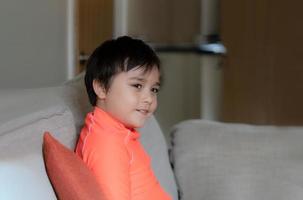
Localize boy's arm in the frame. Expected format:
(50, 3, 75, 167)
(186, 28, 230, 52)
(82, 133, 131, 200)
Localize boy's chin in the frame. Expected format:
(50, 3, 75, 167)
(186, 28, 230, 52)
(126, 124, 143, 129)
(125, 120, 146, 129)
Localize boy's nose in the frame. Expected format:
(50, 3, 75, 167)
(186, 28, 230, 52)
(142, 91, 153, 104)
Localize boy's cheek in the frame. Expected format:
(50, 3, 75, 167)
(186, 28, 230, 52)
(151, 102, 158, 113)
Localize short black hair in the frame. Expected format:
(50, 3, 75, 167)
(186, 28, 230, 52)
(85, 36, 160, 106)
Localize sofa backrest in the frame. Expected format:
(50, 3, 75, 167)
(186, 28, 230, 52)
(0, 87, 77, 199)
(0, 73, 178, 200)
(171, 119, 303, 200)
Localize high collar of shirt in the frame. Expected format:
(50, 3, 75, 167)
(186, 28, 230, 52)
(91, 106, 140, 140)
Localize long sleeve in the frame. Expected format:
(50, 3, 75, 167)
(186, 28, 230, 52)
(75, 107, 172, 200)
(81, 131, 131, 200)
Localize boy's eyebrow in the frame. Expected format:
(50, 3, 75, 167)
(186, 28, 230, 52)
(129, 77, 161, 86)
(154, 82, 161, 87)
(129, 77, 145, 81)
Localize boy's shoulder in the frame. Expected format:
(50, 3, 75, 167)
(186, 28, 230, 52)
(87, 127, 128, 146)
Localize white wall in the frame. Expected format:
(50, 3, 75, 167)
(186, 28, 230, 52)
(155, 53, 201, 137)
(0, 0, 68, 88)
(154, 53, 222, 137)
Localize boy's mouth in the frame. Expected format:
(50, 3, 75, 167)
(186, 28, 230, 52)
(136, 109, 149, 115)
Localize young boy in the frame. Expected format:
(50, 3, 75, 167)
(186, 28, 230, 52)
(75, 36, 172, 200)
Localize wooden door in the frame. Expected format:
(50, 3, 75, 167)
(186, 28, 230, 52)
(220, 0, 303, 125)
(76, 0, 113, 73)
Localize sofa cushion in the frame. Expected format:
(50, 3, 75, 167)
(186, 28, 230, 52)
(139, 116, 178, 200)
(62, 72, 92, 133)
(0, 87, 66, 137)
(0, 105, 76, 200)
(0, 73, 91, 138)
(171, 120, 303, 200)
(43, 132, 105, 200)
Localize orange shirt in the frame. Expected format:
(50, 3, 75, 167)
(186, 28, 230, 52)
(75, 107, 171, 200)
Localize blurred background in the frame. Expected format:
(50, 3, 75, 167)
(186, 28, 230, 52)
(1, 0, 303, 137)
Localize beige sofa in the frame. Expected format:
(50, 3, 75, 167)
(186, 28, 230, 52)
(171, 120, 303, 200)
(2, 73, 303, 200)
(0, 74, 178, 200)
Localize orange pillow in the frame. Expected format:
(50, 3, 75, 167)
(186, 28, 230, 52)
(43, 132, 105, 200)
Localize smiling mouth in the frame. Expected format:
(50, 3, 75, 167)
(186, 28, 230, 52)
(136, 109, 149, 115)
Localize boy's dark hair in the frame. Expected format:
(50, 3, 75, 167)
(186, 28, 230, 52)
(85, 36, 160, 106)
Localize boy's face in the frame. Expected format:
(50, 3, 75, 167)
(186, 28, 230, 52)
(94, 66, 160, 129)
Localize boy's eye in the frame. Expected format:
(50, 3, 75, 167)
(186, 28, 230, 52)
(132, 84, 142, 89)
(151, 88, 159, 94)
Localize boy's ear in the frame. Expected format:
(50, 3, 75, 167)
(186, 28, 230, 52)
(93, 80, 107, 99)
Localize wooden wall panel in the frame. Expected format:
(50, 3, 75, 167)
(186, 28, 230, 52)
(127, 0, 172, 43)
(267, 0, 303, 125)
(220, 0, 303, 125)
(77, 0, 113, 72)
(127, 0, 200, 44)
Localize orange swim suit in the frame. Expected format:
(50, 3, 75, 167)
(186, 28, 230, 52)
(75, 107, 172, 200)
